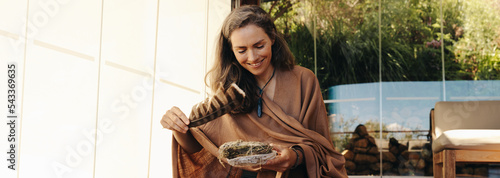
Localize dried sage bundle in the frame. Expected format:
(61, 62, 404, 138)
(218, 140, 276, 167)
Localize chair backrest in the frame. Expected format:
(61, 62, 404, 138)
(432, 100, 500, 140)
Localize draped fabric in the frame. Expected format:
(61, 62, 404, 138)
(172, 66, 347, 178)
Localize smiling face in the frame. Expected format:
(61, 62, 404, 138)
(230, 24, 274, 81)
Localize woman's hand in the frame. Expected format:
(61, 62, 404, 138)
(161, 106, 203, 154)
(257, 144, 300, 173)
(160, 106, 190, 133)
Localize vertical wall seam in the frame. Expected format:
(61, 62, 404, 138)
(92, 0, 105, 177)
(203, 0, 210, 98)
(313, 0, 317, 76)
(17, 0, 31, 177)
(378, 0, 383, 176)
(146, 0, 161, 177)
(440, 0, 446, 101)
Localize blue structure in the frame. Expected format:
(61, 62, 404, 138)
(327, 80, 500, 135)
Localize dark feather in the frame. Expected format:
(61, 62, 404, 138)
(188, 83, 246, 127)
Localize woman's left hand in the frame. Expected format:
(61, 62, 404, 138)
(255, 144, 297, 172)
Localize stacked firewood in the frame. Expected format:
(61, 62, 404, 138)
(342, 125, 492, 176)
(342, 125, 381, 175)
(342, 125, 431, 175)
(388, 137, 412, 175)
(456, 163, 489, 176)
(383, 137, 436, 175)
(421, 143, 434, 176)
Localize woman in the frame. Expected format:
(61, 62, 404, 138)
(161, 5, 347, 178)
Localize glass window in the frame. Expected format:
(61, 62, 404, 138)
(262, 0, 500, 176)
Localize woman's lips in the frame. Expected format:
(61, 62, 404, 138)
(248, 58, 264, 68)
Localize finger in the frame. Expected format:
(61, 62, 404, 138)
(161, 113, 175, 129)
(170, 123, 185, 133)
(243, 166, 261, 172)
(270, 144, 286, 153)
(262, 158, 286, 172)
(160, 118, 169, 128)
(165, 108, 189, 131)
(268, 147, 294, 168)
(265, 154, 286, 165)
(166, 115, 188, 133)
(173, 115, 189, 133)
(161, 110, 188, 133)
(171, 106, 190, 125)
(265, 144, 282, 164)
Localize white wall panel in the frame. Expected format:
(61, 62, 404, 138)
(94, 0, 157, 177)
(148, 83, 202, 178)
(149, 0, 231, 177)
(20, 46, 99, 178)
(149, 0, 207, 177)
(206, 0, 231, 88)
(2, 0, 232, 177)
(155, 0, 207, 94)
(28, 0, 102, 57)
(0, 1, 28, 177)
(18, 0, 102, 178)
(0, 0, 29, 57)
(94, 66, 154, 178)
(99, 0, 157, 71)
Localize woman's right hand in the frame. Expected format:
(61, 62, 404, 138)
(161, 106, 190, 133)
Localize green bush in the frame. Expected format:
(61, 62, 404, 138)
(263, 0, 500, 95)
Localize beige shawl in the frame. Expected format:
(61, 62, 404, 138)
(172, 66, 347, 177)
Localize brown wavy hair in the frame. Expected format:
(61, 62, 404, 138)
(205, 5, 295, 114)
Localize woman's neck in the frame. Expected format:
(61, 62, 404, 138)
(256, 66, 275, 88)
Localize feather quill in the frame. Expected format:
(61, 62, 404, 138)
(188, 83, 246, 127)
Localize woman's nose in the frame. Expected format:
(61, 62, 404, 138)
(248, 49, 258, 62)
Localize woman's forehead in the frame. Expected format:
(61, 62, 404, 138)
(230, 24, 270, 46)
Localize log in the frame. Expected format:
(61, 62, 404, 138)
(354, 138, 368, 148)
(398, 144, 408, 153)
(382, 162, 392, 171)
(345, 160, 356, 171)
(370, 163, 380, 171)
(354, 124, 369, 137)
(389, 145, 400, 156)
(354, 154, 378, 164)
(381, 152, 397, 163)
(405, 159, 426, 170)
(342, 150, 354, 161)
(474, 167, 488, 177)
(400, 150, 410, 160)
(372, 162, 393, 171)
(354, 147, 369, 153)
(356, 169, 371, 175)
(367, 137, 377, 145)
(367, 146, 379, 155)
(409, 152, 421, 160)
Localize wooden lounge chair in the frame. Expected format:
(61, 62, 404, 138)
(431, 100, 500, 177)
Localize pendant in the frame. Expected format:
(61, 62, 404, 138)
(257, 97, 262, 117)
